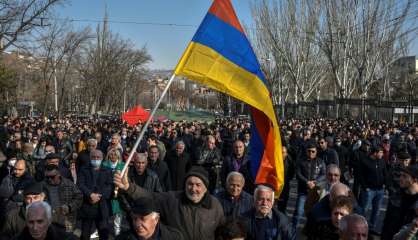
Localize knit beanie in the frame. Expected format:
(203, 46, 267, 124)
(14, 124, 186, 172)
(185, 166, 209, 188)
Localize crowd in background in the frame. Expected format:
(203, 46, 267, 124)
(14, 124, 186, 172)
(0, 116, 417, 240)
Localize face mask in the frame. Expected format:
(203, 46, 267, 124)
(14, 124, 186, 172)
(110, 162, 118, 169)
(335, 142, 341, 147)
(8, 159, 16, 167)
(121, 135, 127, 139)
(91, 160, 102, 168)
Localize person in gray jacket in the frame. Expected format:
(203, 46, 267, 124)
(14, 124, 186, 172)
(114, 166, 224, 240)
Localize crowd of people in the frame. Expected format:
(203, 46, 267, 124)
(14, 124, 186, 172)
(0, 116, 417, 240)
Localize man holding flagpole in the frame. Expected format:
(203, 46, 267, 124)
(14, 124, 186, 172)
(115, 0, 287, 238)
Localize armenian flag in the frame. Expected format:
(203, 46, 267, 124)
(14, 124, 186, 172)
(174, 0, 284, 192)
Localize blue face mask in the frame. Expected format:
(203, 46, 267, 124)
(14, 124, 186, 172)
(91, 160, 102, 168)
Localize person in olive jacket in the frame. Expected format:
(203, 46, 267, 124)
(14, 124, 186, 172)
(114, 166, 224, 240)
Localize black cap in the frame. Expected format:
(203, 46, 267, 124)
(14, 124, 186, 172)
(185, 166, 209, 188)
(401, 164, 418, 179)
(45, 153, 61, 160)
(131, 197, 159, 216)
(398, 152, 411, 160)
(23, 182, 43, 196)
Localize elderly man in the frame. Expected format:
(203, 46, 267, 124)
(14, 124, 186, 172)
(215, 171, 253, 219)
(222, 140, 254, 194)
(14, 201, 77, 239)
(243, 185, 295, 240)
(165, 141, 191, 191)
(0, 182, 45, 240)
(116, 198, 183, 240)
(128, 152, 162, 193)
(114, 166, 224, 240)
(339, 214, 369, 240)
(78, 149, 112, 240)
(42, 164, 83, 232)
(304, 183, 358, 237)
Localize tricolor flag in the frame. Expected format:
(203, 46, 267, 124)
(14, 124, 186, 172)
(175, 0, 284, 192)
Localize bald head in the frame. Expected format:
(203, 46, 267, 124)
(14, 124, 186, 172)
(330, 183, 350, 201)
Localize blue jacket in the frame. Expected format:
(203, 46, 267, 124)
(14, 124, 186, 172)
(215, 190, 253, 219)
(243, 208, 295, 240)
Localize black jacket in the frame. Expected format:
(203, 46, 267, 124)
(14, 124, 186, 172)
(12, 225, 77, 240)
(357, 156, 389, 189)
(128, 168, 163, 193)
(0, 206, 26, 240)
(318, 148, 339, 166)
(165, 150, 191, 191)
(148, 159, 171, 192)
(242, 208, 295, 240)
(77, 166, 112, 220)
(296, 157, 326, 194)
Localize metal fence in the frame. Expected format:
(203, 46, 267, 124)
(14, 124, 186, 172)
(282, 98, 418, 122)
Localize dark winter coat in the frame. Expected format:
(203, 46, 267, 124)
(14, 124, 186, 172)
(165, 150, 191, 191)
(296, 157, 326, 194)
(242, 208, 295, 240)
(116, 223, 184, 240)
(77, 166, 112, 221)
(123, 182, 225, 240)
(148, 159, 171, 191)
(0, 206, 26, 240)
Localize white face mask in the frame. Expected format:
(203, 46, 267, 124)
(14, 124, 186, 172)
(110, 162, 118, 169)
(8, 159, 16, 167)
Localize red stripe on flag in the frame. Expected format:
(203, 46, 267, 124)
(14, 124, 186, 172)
(208, 0, 244, 33)
(251, 108, 279, 191)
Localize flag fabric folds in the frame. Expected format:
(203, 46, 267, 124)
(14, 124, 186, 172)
(174, 0, 284, 192)
(122, 106, 151, 126)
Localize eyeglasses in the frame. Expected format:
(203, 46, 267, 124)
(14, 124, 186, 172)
(45, 175, 57, 179)
(307, 150, 316, 153)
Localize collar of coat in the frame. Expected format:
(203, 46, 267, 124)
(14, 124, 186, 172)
(181, 191, 212, 209)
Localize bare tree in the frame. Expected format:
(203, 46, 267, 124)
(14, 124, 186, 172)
(77, 13, 151, 114)
(35, 21, 91, 116)
(250, 0, 327, 106)
(0, 0, 64, 52)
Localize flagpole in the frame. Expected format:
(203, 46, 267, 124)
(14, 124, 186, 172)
(115, 73, 177, 195)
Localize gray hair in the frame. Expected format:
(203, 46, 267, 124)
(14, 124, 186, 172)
(226, 171, 245, 185)
(137, 153, 147, 161)
(87, 138, 98, 146)
(339, 214, 368, 233)
(176, 141, 185, 147)
(326, 164, 341, 174)
(254, 185, 274, 201)
(90, 149, 103, 159)
(330, 183, 350, 201)
(26, 201, 52, 223)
